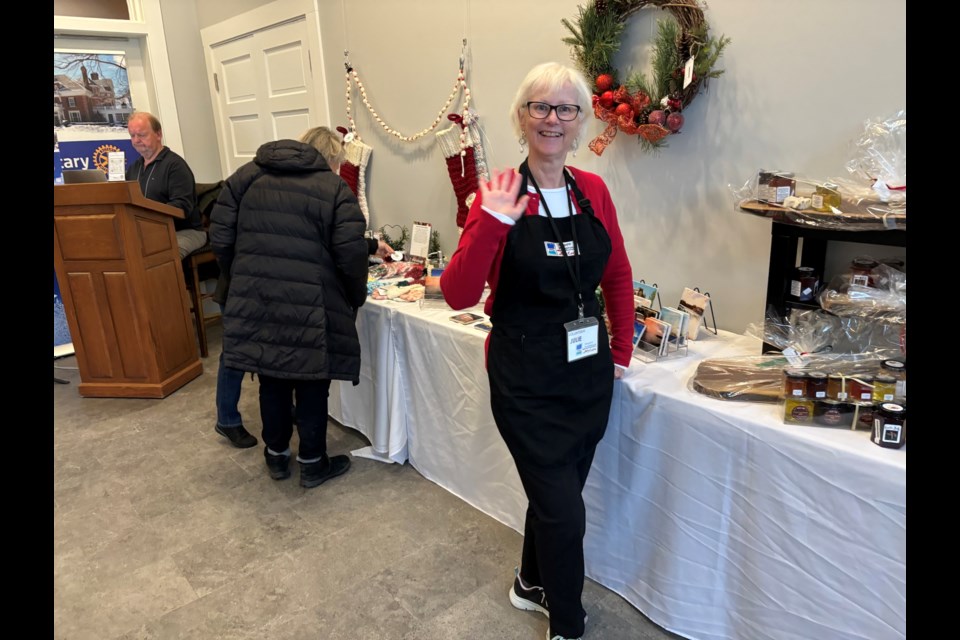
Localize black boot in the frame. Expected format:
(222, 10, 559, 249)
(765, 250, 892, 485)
(263, 447, 291, 480)
(299, 454, 351, 489)
(215, 424, 258, 449)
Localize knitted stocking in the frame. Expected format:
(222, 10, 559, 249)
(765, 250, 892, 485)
(340, 137, 373, 224)
(436, 116, 488, 229)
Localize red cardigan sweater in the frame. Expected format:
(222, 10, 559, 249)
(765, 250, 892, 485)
(441, 166, 634, 367)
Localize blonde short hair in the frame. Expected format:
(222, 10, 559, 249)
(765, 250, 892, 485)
(508, 62, 592, 140)
(299, 126, 345, 169)
(128, 111, 162, 133)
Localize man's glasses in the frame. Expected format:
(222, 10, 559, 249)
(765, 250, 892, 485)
(525, 101, 581, 121)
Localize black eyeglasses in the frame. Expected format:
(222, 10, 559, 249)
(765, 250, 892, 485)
(525, 101, 581, 121)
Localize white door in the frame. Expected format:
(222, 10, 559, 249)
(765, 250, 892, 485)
(203, 1, 329, 177)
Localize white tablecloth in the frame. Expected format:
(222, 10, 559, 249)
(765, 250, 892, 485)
(330, 299, 906, 640)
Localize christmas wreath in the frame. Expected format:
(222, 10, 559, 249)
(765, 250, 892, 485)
(562, 0, 730, 154)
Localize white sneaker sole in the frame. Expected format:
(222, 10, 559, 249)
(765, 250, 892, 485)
(508, 586, 549, 618)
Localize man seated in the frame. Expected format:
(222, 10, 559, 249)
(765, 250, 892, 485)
(126, 111, 207, 258)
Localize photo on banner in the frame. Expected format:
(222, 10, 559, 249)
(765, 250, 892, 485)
(54, 50, 140, 357)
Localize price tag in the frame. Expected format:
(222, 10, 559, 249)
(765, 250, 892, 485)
(683, 57, 695, 89)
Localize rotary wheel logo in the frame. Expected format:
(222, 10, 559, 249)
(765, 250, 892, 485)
(93, 144, 122, 173)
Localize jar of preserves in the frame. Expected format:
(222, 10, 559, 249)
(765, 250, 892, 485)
(757, 170, 775, 204)
(814, 400, 855, 428)
(872, 375, 897, 403)
(827, 373, 849, 401)
(789, 266, 819, 302)
(771, 172, 796, 204)
(759, 170, 797, 205)
(850, 257, 879, 287)
(856, 403, 876, 431)
(784, 398, 815, 424)
(812, 182, 841, 213)
(849, 375, 875, 403)
(871, 402, 906, 449)
(783, 369, 808, 398)
(807, 372, 828, 399)
(881, 359, 906, 400)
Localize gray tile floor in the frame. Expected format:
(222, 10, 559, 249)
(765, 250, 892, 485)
(54, 325, 682, 640)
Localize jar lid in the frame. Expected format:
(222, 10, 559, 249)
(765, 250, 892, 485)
(857, 374, 875, 382)
(807, 372, 827, 379)
(852, 257, 879, 269)
(879, 402, 905, 414)
(795, 266, 816, 274)
(822, 182, 839, 190)
(882, 359, 906, 371)
(874, 374, 896, 383)
(784, 369, 807, 378)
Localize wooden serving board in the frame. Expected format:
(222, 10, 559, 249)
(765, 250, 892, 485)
(738, 199, 906, 229)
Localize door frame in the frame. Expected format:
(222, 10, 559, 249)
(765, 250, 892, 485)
(200, 0, 329, 179)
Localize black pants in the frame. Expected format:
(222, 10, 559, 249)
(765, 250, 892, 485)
(516, 443, 598, 638)
(259, 376, 331, 460)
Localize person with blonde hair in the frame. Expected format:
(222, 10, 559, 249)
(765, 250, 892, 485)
(210, 126, 392, 456)
(441, 62, 634, 640)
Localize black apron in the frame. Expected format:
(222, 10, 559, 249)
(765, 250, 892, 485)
(487, 165, 614, 468)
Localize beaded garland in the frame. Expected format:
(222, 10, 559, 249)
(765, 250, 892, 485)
(343, 48, 473, 158)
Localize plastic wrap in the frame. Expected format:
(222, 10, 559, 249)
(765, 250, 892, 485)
(689, 352, 886, 403)
(818, 258, 906, 323)
(732, 110, 906, 231)
(746, 306, 905, 360)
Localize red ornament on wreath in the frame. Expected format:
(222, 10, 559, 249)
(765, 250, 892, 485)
(666, 112, 684, 132)
(562, 0, 731, 154)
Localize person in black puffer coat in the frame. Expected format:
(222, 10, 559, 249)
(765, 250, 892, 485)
(209, 137, 368, 488)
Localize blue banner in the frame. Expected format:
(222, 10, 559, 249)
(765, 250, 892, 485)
(58, 139, 140, 174)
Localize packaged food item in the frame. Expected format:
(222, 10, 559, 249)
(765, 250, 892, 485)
(784, 398, 815, 424)
(783, 369, 808, 398)
(871, 402, 906, 449)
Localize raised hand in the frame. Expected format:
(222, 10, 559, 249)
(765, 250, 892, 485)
(479, 168, 530, 221)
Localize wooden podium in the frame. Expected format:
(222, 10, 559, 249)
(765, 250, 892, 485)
(54, 181, 203, 398)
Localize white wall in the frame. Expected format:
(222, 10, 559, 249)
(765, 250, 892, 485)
(311, 0, 905, 333)
(159, 0, 222, 182)
(159, 0, 905, 333)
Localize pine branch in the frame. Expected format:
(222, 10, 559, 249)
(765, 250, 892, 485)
(652, 18, 680, 99)
(562, 1, 625, 81)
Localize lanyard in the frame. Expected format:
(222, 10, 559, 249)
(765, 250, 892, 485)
(522, 163, 585, 319)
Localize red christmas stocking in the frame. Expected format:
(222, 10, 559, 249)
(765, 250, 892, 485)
(436, 120, 482, 229)
(336, 128, 372, 224)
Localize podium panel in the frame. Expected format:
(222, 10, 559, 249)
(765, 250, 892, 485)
(54, 182, 203, 398)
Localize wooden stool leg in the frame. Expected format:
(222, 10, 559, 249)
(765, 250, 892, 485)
(189, 258, 209, 358)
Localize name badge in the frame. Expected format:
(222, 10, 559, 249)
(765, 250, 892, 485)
(563, 316, 599, 362)
(544, 241, 579, 257)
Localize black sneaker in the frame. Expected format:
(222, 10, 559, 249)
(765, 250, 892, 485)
(509, 571, 549, 618)
(299, 454, 351, 489)
(215, 424, 258, 449)
(263, 447, 291, 480)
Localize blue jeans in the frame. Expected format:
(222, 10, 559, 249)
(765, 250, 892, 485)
(216, 304, 245, 428)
